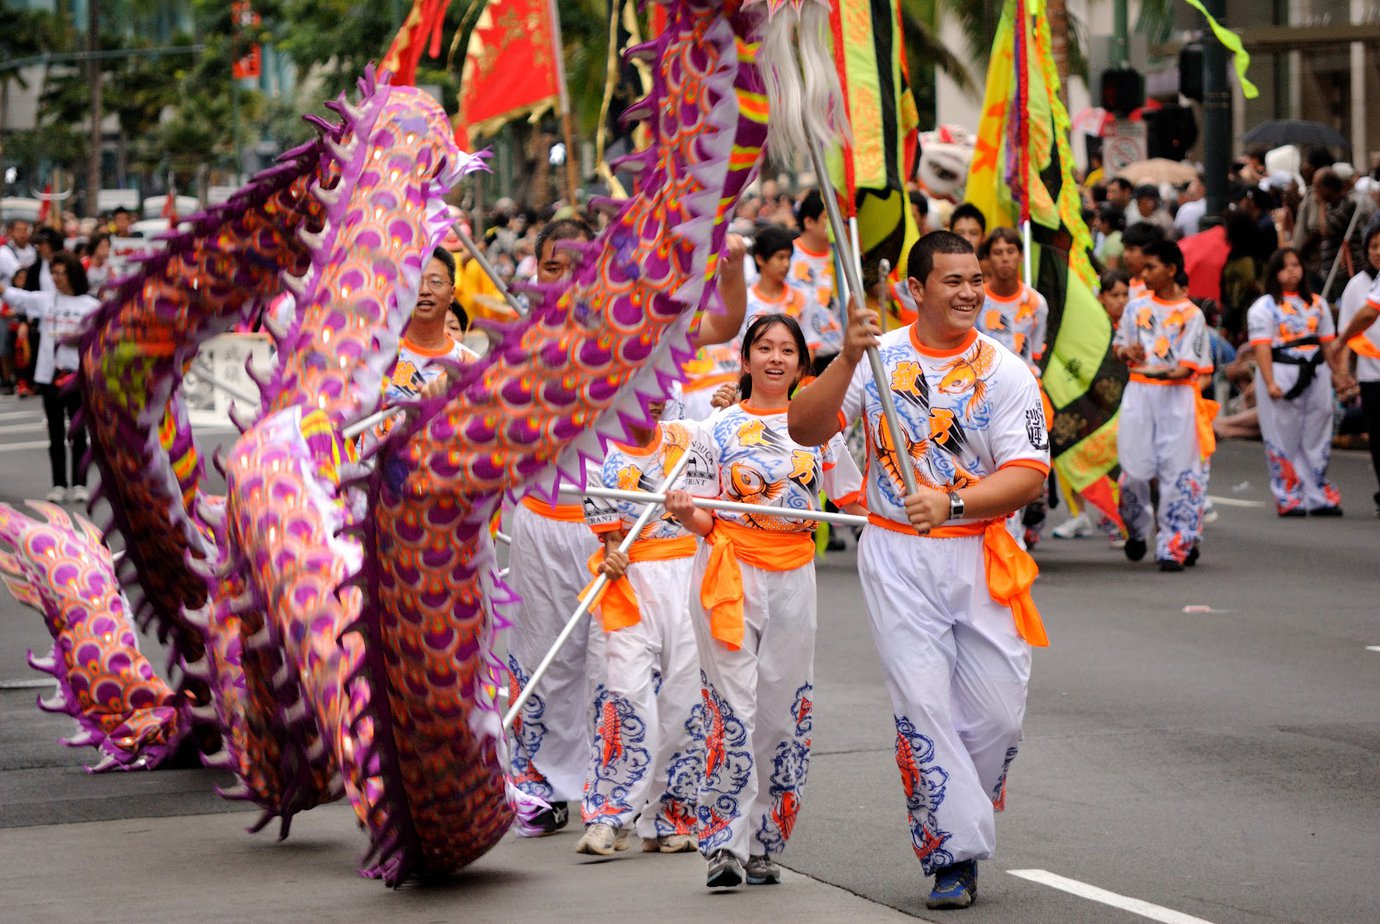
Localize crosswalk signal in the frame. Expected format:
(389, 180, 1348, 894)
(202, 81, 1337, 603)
(1179, 43, 1205, 102)
(1100, 68, 1145, 116)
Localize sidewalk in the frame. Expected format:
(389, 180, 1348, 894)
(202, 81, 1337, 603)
(0, 804, 916, 923)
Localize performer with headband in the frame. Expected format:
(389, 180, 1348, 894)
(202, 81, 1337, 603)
(788, 231, 1050, 911)
(666, 312, 863, 890)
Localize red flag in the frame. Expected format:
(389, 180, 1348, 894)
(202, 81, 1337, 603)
(232, 1, 262, 80)
(456, 0, 561, 142)
(380, 0, 453, 87)
(162, 183, 179, 226)
(36, 184, 52, 225)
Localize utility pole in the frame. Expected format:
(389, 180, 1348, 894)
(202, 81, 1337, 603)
(1201, 0, 1231, 215)
(1112, 0, 1128, 67)
(86, 0, 103, 219)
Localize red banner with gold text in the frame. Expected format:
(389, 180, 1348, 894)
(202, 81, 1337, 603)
(456, 0, 561, 146)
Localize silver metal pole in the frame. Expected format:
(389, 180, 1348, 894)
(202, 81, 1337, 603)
(1022, 220, 1034, 286)
(878, 258, 891, 333)
(502, 448, 695, 730)
(189, 360, 258, 406)
(451, 220, 527, 316)
(800, 122, 920, 498)
(558, 484, 868, 528)
(1323, 202, 1364, 302)
(342, 407, 401, 440)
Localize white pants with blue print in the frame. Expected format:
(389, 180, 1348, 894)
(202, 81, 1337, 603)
(506, 503, 603, 805)
(857, 527, 1031, 874)
(1117, 381, 1209, 563)
(1254, 367, 1338, 513)
(582, 555, 704, 841)
(686, 546, 816, 864)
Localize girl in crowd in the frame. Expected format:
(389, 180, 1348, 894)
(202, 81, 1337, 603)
(82, 232, 113, 300)
(0, 251, 101, 502)
(1246, 247, 1349, 516)
(665, 314, 864, 890)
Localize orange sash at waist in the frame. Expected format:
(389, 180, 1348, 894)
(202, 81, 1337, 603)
(1348, 334, 1380, 360)
(521, 495, 586, 522)
(699, 519, 815, 651)
(1194, 390, 1219, 461)
(580, 536, 699, 632)
(865, 515, 1049, 647)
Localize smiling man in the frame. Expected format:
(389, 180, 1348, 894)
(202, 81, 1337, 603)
(788, 231, 1050, 910)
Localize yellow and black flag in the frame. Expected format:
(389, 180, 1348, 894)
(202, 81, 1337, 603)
(967, 0, 1125, 525)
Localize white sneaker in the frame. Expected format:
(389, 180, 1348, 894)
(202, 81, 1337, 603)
(1051, 512, 1093, 539)
(575, 822, 631, 856)
(67, 485, 89, 504)
(45, 487, 66, 503)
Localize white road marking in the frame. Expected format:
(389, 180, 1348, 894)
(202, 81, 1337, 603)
(1205, 495, 1265, 508)
(1007, 869, 1217, 924)
(1366, 646, 1380, 653)
(0, 440, 48, 453)
(0, 410, 45, 421)
(0, 422, 45, 433)
(0, 678, 58, 691)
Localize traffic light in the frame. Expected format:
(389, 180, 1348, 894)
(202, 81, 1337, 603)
(1144, 106, 1198, 161)
(1100, 68, 1145, 116)
(1179, 43, 1205, 102)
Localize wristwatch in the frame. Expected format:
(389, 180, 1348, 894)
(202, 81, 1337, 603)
(947, 490, 965, 522)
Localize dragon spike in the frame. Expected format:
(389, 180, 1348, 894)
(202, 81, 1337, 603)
(216, 782, 252, 801)
(211, 447, 228, 479)
(244, 350, 274, 390)
(298, 225, 327, 253)
(227, 400, 255, 434)
(322, 96, 363, 123)
(189, 704, 218, 725)
(62, 729, 99, 749)
(302, 113, 339, 137)
(86, 753, 121, 773)
(324, 135, 358, 165)
(313, 181, 343, 209)
(37, 691, 69, 714)
(25, 652, 58, 674)
(200, 750, 234, 771)
(282, 270, 308, 298)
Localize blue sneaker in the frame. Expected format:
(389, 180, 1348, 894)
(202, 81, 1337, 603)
(925, 859, 977, 909)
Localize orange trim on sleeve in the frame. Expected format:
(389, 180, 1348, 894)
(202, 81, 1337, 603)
(399, 335, 459, 359)
(1248, 338, 1273, 346)
(836, 409, 849, 434)
(521, 495, 587, 521)
(1318, 334, 1335, 343)
(1000, 458, 1051, 477)
(831, 490, 864, 509)
(1347, 335, 1380, 359)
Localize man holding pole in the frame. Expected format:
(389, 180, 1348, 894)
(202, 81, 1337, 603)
(788, 231, 1050, 910)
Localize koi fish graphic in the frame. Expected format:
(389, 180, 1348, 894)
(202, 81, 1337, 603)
(937, 342, 996, 421)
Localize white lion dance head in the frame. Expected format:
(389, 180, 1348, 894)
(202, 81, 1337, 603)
(917, 124, 976, 203)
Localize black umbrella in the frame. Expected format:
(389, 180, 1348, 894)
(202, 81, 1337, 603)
(1243, 119, 1350, 155)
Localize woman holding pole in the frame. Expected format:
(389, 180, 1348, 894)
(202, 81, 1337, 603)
(573, 399, 717, 857)
(664, 313, 864, 890)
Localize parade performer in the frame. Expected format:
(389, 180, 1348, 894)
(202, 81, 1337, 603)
(746, 225, 841, 359)
(1334, 224, 1380, 514)
(666, 313, 864, 890)
(382, 247, 479, 405)
(1120, 222, 1163, 303)
(0, 252, 100, 504)
(789, 190, 844, 368)
(575, 399, 717, 857)
(1246, 248, 1346, 516)
(1113, 240, 1215, 570)
(788, 231, 1050, 911)
(976, 228, 1047, 372)
(506, 226, 748, 834)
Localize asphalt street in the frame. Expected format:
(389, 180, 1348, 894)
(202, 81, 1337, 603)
(1, 390, 1377, 923)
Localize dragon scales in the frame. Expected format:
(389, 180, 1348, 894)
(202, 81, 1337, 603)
(0, 0, 774, 886)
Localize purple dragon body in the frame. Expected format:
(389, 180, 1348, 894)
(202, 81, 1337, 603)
(1, 0, 776, 885)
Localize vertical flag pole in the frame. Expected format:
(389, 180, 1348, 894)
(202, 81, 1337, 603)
(1016, 0, 1034, 286)
(877, 258, 891, 333)
(802, 126, 920, 499)
(546, 0, 582, 206)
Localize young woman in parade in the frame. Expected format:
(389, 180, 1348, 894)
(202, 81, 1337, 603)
(665, 313, 864, 890)
(1246, 247, 1350, 516)
(1335, 223, 1380, 515)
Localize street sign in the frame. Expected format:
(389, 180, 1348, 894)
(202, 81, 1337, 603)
(1103, 119, 1147, 174)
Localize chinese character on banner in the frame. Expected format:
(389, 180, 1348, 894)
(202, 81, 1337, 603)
(232, 1, 262, 80)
